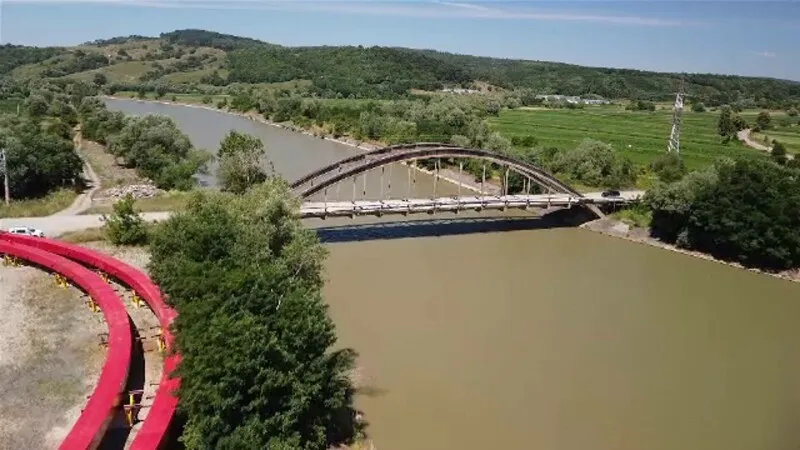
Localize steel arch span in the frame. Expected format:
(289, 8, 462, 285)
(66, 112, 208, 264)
(291, 143, 583, 199)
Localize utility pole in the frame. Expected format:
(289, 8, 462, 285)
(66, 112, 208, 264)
(666, 76, 686, 154)
(0, 148, 9, 205)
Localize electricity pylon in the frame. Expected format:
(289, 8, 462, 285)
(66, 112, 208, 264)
(667, 77, 686, 154)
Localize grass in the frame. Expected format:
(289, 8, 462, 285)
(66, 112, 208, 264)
(0, 189, 78, 218)
(611, 206, 652, 228)
(58, 226, 108, 244)
(83, 190, 194, 215)
(489, 107, 774, 170)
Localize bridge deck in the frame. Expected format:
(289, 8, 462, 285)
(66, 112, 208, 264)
(299, 192, 641, 218)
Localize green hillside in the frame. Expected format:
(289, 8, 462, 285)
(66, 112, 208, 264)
(3, 29, 799, 106)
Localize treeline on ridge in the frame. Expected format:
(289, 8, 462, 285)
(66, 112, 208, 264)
(5, 29, 800, 106)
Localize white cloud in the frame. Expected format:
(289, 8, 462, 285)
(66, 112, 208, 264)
(754, 50, 777, 58)
(2, 0, 691, 26)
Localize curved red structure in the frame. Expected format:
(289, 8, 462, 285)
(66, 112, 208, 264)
(2, 233, 181, 450)
(0, 238, 132, 450)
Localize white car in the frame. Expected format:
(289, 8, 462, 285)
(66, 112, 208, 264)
(7, 227, 45, 238)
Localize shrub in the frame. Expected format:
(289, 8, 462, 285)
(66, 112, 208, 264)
(103, 194, 148, 245)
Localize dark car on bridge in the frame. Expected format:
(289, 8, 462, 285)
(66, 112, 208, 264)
(601, 190, 621, 198)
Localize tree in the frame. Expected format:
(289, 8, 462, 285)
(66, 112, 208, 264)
(787, 108, 799, 117)
(1, 118, 83, 199)
(717, 105, 736, 141)
(155, 85, 168, 100)
(644, 166, 719, 243)
(216, 130, 270, 194)
(756, 111, 772, 130)
(93, 72, 108, 87)
(684, 160, 800, 270)
(148, 182, 360, 449)
(650, 153, 687, 183)
(549, 139, 635, 188)
(24, 94, 49, 118)
(691, 102, 706, 113)
(109, 114, 208, 189)
(103, 194, 148, 245)
(771, 141, 788, 165)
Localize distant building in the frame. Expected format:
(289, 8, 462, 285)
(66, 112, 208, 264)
(535, 94, 611, 105)
(441, 88, 480, 95)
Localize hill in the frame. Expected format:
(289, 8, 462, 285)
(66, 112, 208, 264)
(2, 29, 799, 106)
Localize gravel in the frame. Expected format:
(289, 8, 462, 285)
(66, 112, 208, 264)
(0, 266, 106, 449)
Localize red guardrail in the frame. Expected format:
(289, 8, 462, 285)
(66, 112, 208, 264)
(0, 238, 132, 450)
(1, 233, 181, 450)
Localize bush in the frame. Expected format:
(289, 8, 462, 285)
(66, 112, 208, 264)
(650, 153, 687, 183)
(103, 194, 148, 245)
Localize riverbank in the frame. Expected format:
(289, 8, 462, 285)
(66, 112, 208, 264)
(583, 218, 800, 283)
(104, 96, 492, 194)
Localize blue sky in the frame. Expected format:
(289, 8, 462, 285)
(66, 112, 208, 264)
(1, 1, 798, 81)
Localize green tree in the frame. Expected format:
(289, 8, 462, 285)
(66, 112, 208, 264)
(550, 139, 635, 188)
(216, 130, 270, 194)
(103, 194, 148, 245)
(771, 141, 788, 165)
(93, 72, 108, 87)
(717, 105, 735, 141)
(1, 118, 83, 199)
(650, 153, 687, 183)
(787, 108, 799, 117)
(691, 102, 706, 113)
(644, 166, 719, 243)
(756, 111, 772, 130)
(684, 160, 800, 270)
(24, 94, 49, 118)
(148, 182, 360, 450)
(109, 114, 208, 189)
(155, 85, 168, 100)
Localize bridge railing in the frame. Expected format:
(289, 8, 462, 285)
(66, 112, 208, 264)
(0, 235, 132, 450)
(1, 233, 181, 450)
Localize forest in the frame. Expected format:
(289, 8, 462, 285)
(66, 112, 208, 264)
(3, 29, 799, 106)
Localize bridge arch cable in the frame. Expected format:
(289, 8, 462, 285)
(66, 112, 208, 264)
(291, 143, 584, 199)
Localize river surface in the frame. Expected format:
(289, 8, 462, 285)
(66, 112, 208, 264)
(107, 99, 800, 450)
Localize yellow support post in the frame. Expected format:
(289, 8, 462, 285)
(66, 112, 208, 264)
(130, 292, 142, 309)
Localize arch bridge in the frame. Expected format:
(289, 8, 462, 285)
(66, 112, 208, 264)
(291, 143, 640, 218)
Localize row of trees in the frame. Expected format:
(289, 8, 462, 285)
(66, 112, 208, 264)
(644, 158, 800, 271)
(80, 97, 210, 190)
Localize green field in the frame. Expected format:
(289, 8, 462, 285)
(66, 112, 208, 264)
(489, 107, 767, 169)
(753, 123, 800, 154)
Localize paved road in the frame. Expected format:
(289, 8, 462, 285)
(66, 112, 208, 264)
(1, 212, 172, 237)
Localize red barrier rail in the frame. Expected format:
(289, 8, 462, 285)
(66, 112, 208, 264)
(1, 233, 181, 450)
(0, 239, 132, 450)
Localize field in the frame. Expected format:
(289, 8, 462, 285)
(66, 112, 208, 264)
(752, 122, 800, 154)
(489, 107, 769, 169)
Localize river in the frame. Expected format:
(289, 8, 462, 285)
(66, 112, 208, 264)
(106, 98, 800, 450)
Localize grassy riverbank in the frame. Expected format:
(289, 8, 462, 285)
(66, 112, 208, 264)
(0, 189, 78, 218)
